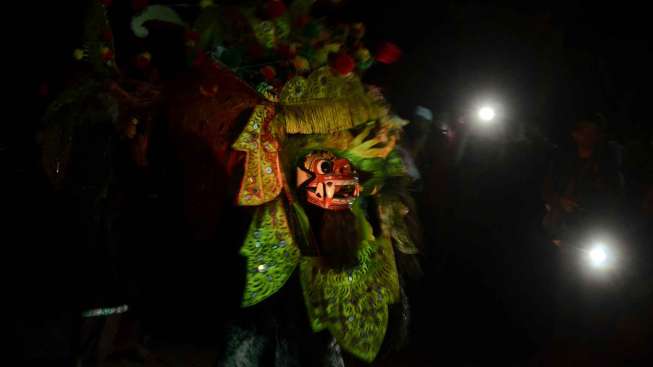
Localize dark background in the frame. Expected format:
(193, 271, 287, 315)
(6, 0, 652, 366)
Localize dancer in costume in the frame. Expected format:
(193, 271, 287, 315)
(214, 65, 419, 364)
(39, 1, 420, 365)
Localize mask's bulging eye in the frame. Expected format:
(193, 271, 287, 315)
(317, 160, 333, 174)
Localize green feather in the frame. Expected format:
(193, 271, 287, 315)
(240, 198, 301, 307)
(300, 200, 400, 362)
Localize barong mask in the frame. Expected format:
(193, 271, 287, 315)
(297, 151, 361, 211)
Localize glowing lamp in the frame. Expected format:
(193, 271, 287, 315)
(588, 244, 608, 267)
(478, 106, 496, 122)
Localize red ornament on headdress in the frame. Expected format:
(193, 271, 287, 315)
(332, 52, 355, 76)
(375, 42, 401, 64)
(260, 65, 277, 81)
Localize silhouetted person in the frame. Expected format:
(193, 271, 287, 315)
(541, 115, 625, 361)
(542, 117, 623, 244)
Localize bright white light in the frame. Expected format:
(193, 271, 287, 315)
(589, 245, 608, 267)
(478, 106, 496, 122)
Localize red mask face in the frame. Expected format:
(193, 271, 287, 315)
(297, 151, 361, 210)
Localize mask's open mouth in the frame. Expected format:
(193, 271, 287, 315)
(332, 180, 358, 199)
(305, 177, 360, 210)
